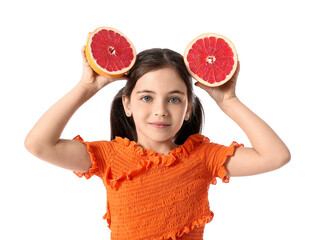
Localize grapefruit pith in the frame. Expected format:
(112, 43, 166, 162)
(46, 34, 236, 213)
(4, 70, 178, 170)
(85, 27, 136, 77)
(184, 33, 238, 87)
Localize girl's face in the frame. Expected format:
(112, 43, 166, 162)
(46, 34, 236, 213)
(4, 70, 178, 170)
(123, 67, 192, 148)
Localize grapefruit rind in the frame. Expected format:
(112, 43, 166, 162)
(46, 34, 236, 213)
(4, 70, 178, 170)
(85, 27, 137, 77)
(183, 33, 238, 87)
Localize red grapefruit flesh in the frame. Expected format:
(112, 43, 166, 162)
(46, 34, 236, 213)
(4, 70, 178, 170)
(85, 27, 136, 77)
(184, 33, 238, 87)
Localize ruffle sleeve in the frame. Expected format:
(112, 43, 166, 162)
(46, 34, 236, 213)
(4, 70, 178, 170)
(201, 140, 244, 185)
(72, 135, 109, 179)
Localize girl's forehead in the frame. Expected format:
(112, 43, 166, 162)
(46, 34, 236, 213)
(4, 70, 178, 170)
(133, 68, 187, 93)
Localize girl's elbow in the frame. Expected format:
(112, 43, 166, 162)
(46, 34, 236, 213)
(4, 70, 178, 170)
(24, 136, 35, 154)
(273, 148, 291, 170)
(282, 149, 291, 166)
(24, 135, 44, 158)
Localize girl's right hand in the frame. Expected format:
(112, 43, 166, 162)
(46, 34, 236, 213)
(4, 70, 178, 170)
(79, 43, 128, 92)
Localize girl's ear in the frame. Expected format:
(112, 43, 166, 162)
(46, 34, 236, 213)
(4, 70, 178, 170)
(185, 103, 193, 121)
(122, 95, 132, 117)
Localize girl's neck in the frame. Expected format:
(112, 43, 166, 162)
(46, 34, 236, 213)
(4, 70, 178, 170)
(136, 139, 179, 155)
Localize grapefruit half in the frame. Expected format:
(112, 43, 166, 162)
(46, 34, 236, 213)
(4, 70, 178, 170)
(85, 27, 136, 77)
(184, 33, 238, 87)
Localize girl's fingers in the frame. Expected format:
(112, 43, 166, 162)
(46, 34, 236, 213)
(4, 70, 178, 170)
(233, 61, 240, 79)
(194, 82, 211, 92)
(81, 46, 89, 64)
(82, 32, 92, 63)
(81, 45, 85, 56)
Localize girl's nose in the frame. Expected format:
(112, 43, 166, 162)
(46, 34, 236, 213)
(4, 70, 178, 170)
(154, 101, 168, 117)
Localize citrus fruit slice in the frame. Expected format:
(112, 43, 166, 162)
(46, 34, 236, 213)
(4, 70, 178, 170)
(85, 27, 136, 77)
(184, 33, 238, 87)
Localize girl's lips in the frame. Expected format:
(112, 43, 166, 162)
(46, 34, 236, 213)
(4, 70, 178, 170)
(149, 122, 170, 128)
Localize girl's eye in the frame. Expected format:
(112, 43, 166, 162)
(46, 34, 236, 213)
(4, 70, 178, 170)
(141, 96, 152, 102)
(169, 97, 181, 103)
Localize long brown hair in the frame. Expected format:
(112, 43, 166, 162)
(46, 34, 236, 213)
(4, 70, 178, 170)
(110, 48, 204, 145)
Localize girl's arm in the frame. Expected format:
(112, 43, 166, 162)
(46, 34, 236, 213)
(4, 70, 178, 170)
(195, 62, 291, 176)
(25, 46, 126, 172)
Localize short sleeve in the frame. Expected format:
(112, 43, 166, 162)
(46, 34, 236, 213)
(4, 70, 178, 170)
(72, 135, 110, 179)
(202, 141, 244, 184)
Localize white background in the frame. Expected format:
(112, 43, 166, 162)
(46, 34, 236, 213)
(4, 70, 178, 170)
(1, 0, 318, 239)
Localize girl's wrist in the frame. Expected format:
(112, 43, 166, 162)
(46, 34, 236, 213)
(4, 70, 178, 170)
(217, 96, 240, 111)
(75, 81, 100, 99)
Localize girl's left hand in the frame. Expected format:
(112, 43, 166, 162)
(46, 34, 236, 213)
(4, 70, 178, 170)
(195, 61, 240, 105)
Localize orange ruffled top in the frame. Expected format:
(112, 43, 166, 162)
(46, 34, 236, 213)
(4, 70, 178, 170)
(73, 134, 243, 240)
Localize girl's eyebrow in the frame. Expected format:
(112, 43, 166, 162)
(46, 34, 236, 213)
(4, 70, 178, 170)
(136, 90, 185, 95)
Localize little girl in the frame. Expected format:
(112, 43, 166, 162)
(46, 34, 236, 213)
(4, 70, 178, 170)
(25, 44, 290, 240)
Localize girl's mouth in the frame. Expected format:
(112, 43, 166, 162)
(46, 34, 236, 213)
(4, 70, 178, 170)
(149, 122, 170, 128)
